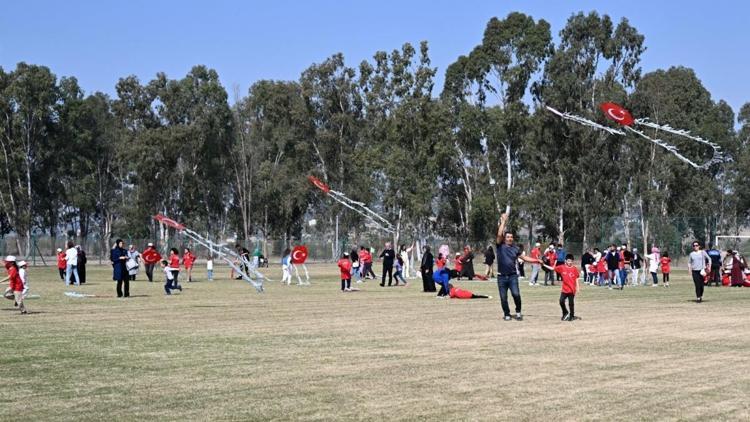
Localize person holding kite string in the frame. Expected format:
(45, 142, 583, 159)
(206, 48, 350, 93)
(496, 213, 543, 321)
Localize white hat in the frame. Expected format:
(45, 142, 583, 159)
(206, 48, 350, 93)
(147, 242, 154, 247)
(18, 260, 27, 267)
(4, 255, 16, 262)
(57, 248, 62, 252)
(343, 252, 349, 257)
(535, 242, 541, 247)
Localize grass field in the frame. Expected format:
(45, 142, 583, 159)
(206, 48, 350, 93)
(1, 263, 749, 421)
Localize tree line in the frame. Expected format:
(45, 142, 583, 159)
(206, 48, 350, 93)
(1, 11, 749, 257)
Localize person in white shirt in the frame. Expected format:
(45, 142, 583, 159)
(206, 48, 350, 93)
(281, 249, 292, 285)
(18, 260, 30, 312)
(645, 247, 660, 286)
(206, 256, 214, 281)
(64, 241, 80, 286)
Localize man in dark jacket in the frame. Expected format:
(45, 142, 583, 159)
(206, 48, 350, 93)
(379, 242, 396, 287)
(420, 246, 435, 292)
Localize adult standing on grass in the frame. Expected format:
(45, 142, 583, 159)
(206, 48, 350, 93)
(127, 244, 141, 281)
(111, 239, 129, 298)
(379, 242, 395, 287)
(76, 245, 87, 284)
(64, 241, 80, 286)
(420, 245, 435, 292)
(705, 245, 722, 287)
(496, 213, 542, 321)
(142, 243, 161, 282)
(687, 241, 710, 303)
(460, 245, 475, 280)
(484, 245, 495, 279)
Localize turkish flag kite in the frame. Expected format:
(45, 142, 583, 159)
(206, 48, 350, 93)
(154, 214, 186, 230)
(599, 102, 634, 126)
(291, 245, 309, 264)
(308, 175, 330, 193)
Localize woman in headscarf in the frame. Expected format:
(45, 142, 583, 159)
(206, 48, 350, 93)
(110, 239, 129, 298)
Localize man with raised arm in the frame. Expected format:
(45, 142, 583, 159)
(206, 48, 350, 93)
(496, 213, 543, 321)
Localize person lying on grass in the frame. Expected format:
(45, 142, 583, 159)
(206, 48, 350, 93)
(448, 283, 491, 299)
(542, 254, 580, 321)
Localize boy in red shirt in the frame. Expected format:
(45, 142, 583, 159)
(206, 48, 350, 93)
(337, 252, 353, 291)
(56, 248, 66, 281)
(448, 283, 491, 299)
(435, 253, 447, 270)
(660, 252, 671, 287)
(544, 254, 580, 321)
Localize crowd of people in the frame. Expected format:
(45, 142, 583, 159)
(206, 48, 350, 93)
(3, 224, 750, 318)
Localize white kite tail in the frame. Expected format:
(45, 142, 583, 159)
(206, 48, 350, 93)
(545, 105, 626, 136)
(631, 119, 724, 169)
(181, 227, 268, 291)
(293, 263, 310, 285)
(326, 189, 395, 234)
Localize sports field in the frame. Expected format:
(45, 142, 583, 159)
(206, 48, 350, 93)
(2, 263, 749, 421)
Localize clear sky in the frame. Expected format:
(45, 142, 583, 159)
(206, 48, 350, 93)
(1, 0, 748, 116)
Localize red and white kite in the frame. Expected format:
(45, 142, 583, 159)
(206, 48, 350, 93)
(545, 103, 723, 169)
(154, 214, 186, 230)
(291, 245, 308, 264)
(308, 175, 394, 233)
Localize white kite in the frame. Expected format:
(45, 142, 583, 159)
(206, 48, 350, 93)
(308, 175, 395, 234)
(546, 102, 724, 169)
(154, 214, 266, 292)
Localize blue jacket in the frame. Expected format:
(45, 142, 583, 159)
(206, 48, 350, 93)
(111, 247, 128, 281)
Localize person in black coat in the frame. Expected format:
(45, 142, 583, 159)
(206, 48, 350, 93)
(379, 242, 396, 287)
(76, 246, 87, 284)
(110, 239, 129, 298)
(460, 245, 475, 280)
(420, 245, 435, 292)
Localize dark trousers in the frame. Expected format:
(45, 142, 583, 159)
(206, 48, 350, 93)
(436, 279, 449, 296)
(79, 265, 86, 284)
(116, 279, 130, 297)
(340, 278, 351, 290)
(422, 269, 435, 292)
(381, 264, 393, 286)
(497, 274, 521, 316)
(651, 272, 658, 285)
(709, 269, 720, 286)
(164, 278, 174, 294)
(58, 268, 65, 280)
(129, 274, 136, 281)
(544, 268, 554, 285)
(145, 263, 155, 282)
(692, 270, 705, 299)
(364, 263, 376, 279)
(663, 273, 670, 283)
(518, 263, 525, 277)
(171, 270, 180, 287)
(560, 292, 575, 317)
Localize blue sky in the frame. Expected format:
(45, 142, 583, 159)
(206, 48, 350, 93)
(2, 0, 748, 116)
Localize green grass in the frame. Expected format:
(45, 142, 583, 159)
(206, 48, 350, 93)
(1, 263, 749, 421)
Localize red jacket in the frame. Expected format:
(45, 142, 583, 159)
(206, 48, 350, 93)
(337, 258, 352, 280)
(169, 254, 180, 269)
(7, 266, 23, 291)
(183, 252, 196, 269)
(449, 286, 473, 299)
(57, 252, 66, 269)
(454, 256, 463, 272)
(363, 251, 373, 264)
(142, 247, 162, 265)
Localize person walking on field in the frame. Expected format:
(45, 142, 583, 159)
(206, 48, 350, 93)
(183, 248, 196, 282)
(543, 245, 557, 286)
(706, 245, 722, 287)
(420, 245, 435, 292)
(379, 242, 395, 287)
(64, 241, 80, 286)
(631, 248, 643, 286)
(687, 241, 710, 303)
(142, 243, 161, 282)
(542, 254, 580, 321)
(111, 239, 129, 298)
(484, 245, 495, 279)
(496, 213, 543, 321)
(56, 248, 66, 281)
(126, 244, 141, 281)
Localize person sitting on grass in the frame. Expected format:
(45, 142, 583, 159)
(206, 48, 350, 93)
(448, 283, 491, 299)
(541, 254, 580, 321)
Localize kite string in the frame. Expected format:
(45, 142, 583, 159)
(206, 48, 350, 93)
(545, 106, 625, 136)
(328, 189, 393, 227)
(326, 191, 394, 233)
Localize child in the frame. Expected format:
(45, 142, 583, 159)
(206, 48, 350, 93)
(160, 259, 182, 295)
(206, 256, 214, 281)
(453, 253, 463, 280)
(435, 253, 446, 271)
(169, 248, 180, 286)
(350, 249, 362, 283)
(18, 260, 29, 306)
(1, 256, 26, 314)
(448, 283, 491, 299)
(337, 252, 352, 292)
(183, 248, 195, 282)
(393, 255, 407, 286)
(544, 254, 580, 321)
(660, 252, 671, 287)
(56, 248, 66, 280)
(596, 254, 607, 287)
(281, 249, 292, 285)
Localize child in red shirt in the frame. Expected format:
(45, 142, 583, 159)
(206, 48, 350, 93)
(448, 283, 491, 299)
(183, 248, 196, 282)
(168, 248, 181, 287)
(337, 252, 353, 291)
(435, 253, 446, 270)
(1, 256, 26, 314)
(544, 254, 580, 321)
(660, 252, 671, 287)
(56, 248, 66, 281)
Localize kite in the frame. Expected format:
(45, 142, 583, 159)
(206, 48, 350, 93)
(546, 102, 724, 169)
(308, 175, 395, 234)
(290, 245, 311, 285)
(64, 291, 97, 298)
(154, 214, 266, 292)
